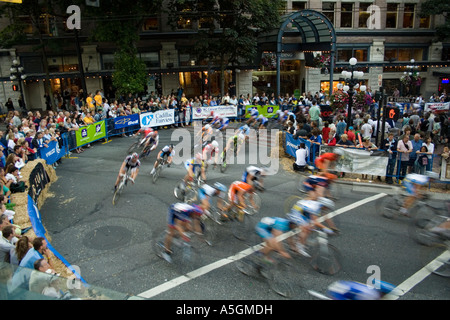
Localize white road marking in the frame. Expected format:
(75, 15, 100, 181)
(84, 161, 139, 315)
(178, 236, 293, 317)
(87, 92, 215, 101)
(137, 193, 387, 299)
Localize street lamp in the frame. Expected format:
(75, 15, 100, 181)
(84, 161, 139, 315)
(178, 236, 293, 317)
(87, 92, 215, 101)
(10, 59, 27, 111)
(402, 58, 420, 96)
(340, 57, 365, 129)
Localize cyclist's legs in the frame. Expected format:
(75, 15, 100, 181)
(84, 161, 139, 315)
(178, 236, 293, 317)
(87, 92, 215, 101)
(115, 166, 129, 187)
(129, 167, 138, 182)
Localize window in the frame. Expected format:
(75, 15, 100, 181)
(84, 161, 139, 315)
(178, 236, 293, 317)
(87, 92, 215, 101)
(337, 48, 368, 62)
(102, 54, 115, 70)
(140, 52, 159, 68)
(322, 2, 335, 24)
(340, 3, 354, 28)
(358, 2, 372, 28)
(403, 3, 415, 28)
(292, 1, 306, 12)
(385, 47, 424, 62)
(419, 15, 430, 28)
(386, 3, 398, 28)
(142, 17, 158, 31)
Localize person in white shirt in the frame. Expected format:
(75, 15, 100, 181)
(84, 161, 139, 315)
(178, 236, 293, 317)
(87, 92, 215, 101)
(360, 118, 373, 139)
(293, 143, 309, 172)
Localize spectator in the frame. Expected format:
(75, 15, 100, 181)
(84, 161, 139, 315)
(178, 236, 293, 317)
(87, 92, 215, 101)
(5, 165, 26, 193)
(422, 135, 435, 171)
(0, 224, 16, 262)
(308, 99, 321, 126)
(28, 258, 60, 297)
(9, 235, 31, 266)
(19, 236, 54, 270)
(408, 133, 423, 173)
(293, 123, 308, 139)
(336, 133, 354, 147)
(357, 136, 378, 151)
(335, 116, 346, 141)
(382, 132, 397, 184)
(322, 121, 330, 142)
(324, 128, 337, 146)
(293, 143, 309, 172)
(346, 126, 356, 144)
(397, 134, 413, 180)
(31, 131, 48, 157)
(414, 146, 429, 174)
(360, 118, 372, 140)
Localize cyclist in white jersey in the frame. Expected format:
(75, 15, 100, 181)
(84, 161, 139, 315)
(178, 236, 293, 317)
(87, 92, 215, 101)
(150, 144, 175, 175)
(202, 140, 220, 166)
(114, 152, 140, 191)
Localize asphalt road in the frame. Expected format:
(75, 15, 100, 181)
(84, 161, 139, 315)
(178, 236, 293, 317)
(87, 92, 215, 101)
(40, 124, 450, 301)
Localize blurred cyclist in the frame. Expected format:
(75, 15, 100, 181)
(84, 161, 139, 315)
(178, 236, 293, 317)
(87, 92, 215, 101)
(162, 203, 204, 263)
(326, 280, 400, 300)
(222, 180, 263, 219)
(203, 140, 220, 167)
(242, 166, 266, 190)
(198, 182, 227, 215)
(150, 144, 175, 175)
(114, 152, 140, 191)
(399, 171, 438, 216)
(183, 152, 207, 185)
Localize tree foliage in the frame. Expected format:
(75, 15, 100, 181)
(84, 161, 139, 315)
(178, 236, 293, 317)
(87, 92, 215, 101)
(420, 0, 450, 41)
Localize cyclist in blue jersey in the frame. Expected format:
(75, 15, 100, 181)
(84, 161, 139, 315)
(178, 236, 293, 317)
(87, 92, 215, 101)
(183, 153, 207, 184)
(242, 166, 266, 190)
(326, 280, 400, 300)
(256, 115, 269, 129)
(287, 196, 335, 257)
(255, 217, 297, 261)
(399, 171, 438, 216)
(162, 203, 204, 262)
(245, 107, 259, 126)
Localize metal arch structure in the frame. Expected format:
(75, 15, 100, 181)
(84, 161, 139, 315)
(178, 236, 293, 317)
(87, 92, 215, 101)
(276, 10, 337, 97)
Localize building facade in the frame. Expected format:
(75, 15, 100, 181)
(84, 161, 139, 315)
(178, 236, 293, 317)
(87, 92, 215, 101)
(0, 0, 449, 111)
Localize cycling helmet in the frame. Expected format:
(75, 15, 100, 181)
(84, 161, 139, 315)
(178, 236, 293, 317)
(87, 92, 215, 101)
(425, 171, 439, 180)
(131, 152, 139, 159)
(191, 204, 204, 216)
(317, 197, 335, 210)
(213, 182, 227, 192)
(327, 281, 381, 300)
(169, 144, 174, 149)
(153, 130, 158, 135)
(211, 140, 219, 148)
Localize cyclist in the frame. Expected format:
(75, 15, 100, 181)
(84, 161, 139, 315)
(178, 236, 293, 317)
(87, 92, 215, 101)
(114, 152, 140, 191)
(287, 195, 335, 257)
(194, 124, 214, 149)
(202, 140, 220, 167)
(162, 203, 204, 263)
(326, 280, 399, 300)
(313, 152, 340, 198)
(399, 171, 438, 216)
(256, 115, 269, 129)
(198, 182, 227, 216)
(255, 216, 297, 262)
(150, 144, 175, 175)
(236, 124, 251, 141)
(222, 133, 245, 160)
(183, 153, 207, 185)
(244, 107, 259, 126)
(242, 166, 266, 190)
(211, 115, 230, 132)
(142, 130, 159, 156)
(222, 180, 263, 218)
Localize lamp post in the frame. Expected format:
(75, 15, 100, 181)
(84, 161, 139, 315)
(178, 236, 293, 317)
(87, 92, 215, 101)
(340, 57, 365, 129)
(403, 58, 419, 96)
(10, 59, 27, 111)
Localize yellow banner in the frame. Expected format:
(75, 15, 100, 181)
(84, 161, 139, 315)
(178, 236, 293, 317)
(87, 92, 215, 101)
(0, 0, 22, 3)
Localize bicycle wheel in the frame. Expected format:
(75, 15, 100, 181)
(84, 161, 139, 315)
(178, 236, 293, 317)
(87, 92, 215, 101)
(284, 195, 303, 217)
(127, 141, 140, 154)
(171, 238, 202, 275)
(174, 181, 186, 201)
(112, 180, 125, 205)
(296, 173, 309, 193)
(236, 253, 261, 278)
(140, 145, 151, 159)
(267, 260, 295, 298)
(244, 192, 261, 216)
(232, 209, 256, 242)
(152, 230, 169, 260)
(419, 242, 450, 278)
(409, 204, 448, 246)
(377, 195, 400, 219)
(152, 164, 162, 184)
(200, 217, 217, 246)
(310, 242, 342, 275)
(184, 185, 197, 204)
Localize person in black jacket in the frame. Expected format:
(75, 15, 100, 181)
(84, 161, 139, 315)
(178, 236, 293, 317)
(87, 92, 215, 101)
(382, 132, 397, 184)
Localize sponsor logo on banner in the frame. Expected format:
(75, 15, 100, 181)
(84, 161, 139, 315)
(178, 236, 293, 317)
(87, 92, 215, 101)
(139, 109, 175, 127)
(192, 105, 237, 120)
(424, 102, 450, 113)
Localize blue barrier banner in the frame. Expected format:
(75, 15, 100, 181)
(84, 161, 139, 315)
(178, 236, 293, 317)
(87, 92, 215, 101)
(113, 113, 140, 129)
(39, 140, 66, 165)
(285, 133, 299, 157)
(27, 194, 87, 284)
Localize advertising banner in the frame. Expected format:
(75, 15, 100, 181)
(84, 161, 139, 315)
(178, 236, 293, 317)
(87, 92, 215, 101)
(38, 140, 66, 165)
(244, 105, 279, 118)
(320, 145, 389, 176)
(191, 105, 237, 120)
(424, 102, 450, 113)
(139, 109, 175, 127)
(113, 113, 140, 129)
(75, 120, 106, 146)
(285, 133, 312, 158)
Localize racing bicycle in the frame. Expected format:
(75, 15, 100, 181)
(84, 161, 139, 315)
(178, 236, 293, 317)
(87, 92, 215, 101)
(112, 169, 131, 205)
(152, 154, 169, 183)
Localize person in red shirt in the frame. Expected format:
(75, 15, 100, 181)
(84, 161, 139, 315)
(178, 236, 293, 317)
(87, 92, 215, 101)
(346, 126, 356, 143)
(322, 121, 331, 142)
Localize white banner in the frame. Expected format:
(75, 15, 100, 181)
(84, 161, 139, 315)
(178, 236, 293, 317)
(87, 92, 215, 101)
(192, 105, 237, 120)
(320, 145, 389, 176)
(139, 109, 175, 128)
(424, 102, 450, 113)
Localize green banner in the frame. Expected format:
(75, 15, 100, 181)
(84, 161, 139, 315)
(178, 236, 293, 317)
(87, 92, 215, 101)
(75, 120, 106, 146)
(244, 105, 280, 118)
